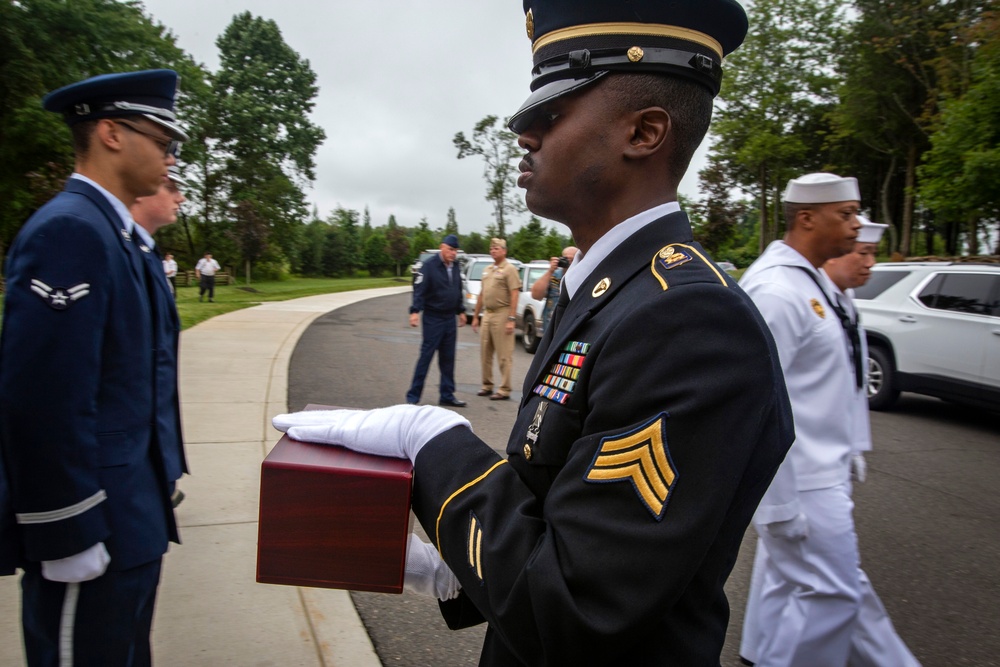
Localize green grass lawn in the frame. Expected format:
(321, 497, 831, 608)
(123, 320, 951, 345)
(0, 276, 410, 331)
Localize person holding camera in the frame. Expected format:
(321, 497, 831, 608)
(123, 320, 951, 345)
(530, 246, 578, 334)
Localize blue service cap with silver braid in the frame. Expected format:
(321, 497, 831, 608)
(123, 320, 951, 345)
(43, 69, 188, 142)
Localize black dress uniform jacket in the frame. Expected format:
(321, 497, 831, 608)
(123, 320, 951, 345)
(0, 178, 179, 572)
(411, 211, 794, 666)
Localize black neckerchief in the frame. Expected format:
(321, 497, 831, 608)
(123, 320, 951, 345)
(794, 266, 864, 389)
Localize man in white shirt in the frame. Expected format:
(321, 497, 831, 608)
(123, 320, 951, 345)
(739, 175, 919, 667)
(195, 251, 221, 302)
(162, 252, 178, 297)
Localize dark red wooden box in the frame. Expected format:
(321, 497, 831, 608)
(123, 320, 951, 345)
(256, 419, 413, 593)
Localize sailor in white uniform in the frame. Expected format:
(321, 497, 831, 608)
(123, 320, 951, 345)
(738, 175, 920, 667)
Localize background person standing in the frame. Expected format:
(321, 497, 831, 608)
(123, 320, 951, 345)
(738, 175, 918, 667)
(195, 251, 220, 302)
(531, 245, 578, 333)
(470, 237, 520, 401)
(406, 234, 467, 407)
(0, 69, 188, 667)
(162, 252, 178, 297)
(131, 165, 190, 509)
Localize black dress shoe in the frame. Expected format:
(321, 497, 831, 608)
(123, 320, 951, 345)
(489, 393, 510, 401)
(476, 389, 492, 397)
(439, 398, 467, 407)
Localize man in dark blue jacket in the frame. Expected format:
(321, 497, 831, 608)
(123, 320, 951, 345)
(406, 234, 467, 407)
(0, 69, 187, 666)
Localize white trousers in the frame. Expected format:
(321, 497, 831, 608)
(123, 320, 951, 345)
(740, 484, 919, 667)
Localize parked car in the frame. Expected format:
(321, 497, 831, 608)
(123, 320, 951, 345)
(854, 262, 1000, 411)
(516, 261, 551, 353)
(461, 255, 522, 318)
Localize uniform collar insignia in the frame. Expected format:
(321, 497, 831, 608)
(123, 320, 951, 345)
(585, 414, 678, 520)
(120, 228, 132, 241)
(30, 279, 91, 310)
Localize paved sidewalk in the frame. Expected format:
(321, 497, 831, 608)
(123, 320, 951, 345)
(0, 286, 410, 666)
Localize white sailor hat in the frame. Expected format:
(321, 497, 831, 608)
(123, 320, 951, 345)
(856, 215, 888, 244)
(43, 69, 188, 142)
(782, 173, 860, 204)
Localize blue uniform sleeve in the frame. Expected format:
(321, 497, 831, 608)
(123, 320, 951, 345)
(0, 213, 114, 561)
(411, 267, 427, 314)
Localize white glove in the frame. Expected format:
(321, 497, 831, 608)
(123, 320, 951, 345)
(765, 513, 809, 542)
(403, 533, 461, 600)
(851, 454, 867, 483)
(272, 404, 471, 464)
(42, 542, 110, 583)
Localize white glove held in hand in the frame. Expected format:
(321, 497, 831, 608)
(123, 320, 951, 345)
(403, 533, 461, 601)
(766, 513, 809, 542)
(42, 542, 110, 583)
(272, 404, 471, 464)
(851, 454, 867, 483)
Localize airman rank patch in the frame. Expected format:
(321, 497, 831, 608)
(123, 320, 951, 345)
(810, 298, 826, 319)
(533, 341, 590, 404)
(467, 512, 485, 582)
(584, 414, 678, 521)
(30, 279, 90, 311)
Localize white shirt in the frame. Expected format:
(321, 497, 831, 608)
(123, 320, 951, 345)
(195, 258, 220, 276)
(740, 241, 859, 524)
(163, 258, 177, 278)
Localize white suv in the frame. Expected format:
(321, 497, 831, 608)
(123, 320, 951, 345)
(516, 261, 551, 353)
(854, 262, 1000, 410)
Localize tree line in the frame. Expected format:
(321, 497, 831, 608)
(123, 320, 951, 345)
(699, 0, 999, 266)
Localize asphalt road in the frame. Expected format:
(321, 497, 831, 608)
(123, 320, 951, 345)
(288, 291, 1000, 667)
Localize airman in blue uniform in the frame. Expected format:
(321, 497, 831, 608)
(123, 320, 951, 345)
(406, 234, 468, 407)
(0, 69, 188, 666)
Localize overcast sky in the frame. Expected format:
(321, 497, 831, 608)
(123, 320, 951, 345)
(137, 0, 707, 237)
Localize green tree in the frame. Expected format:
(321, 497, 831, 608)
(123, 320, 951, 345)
(444, 207, 459, 235)
(453, 115, 525, 238)
(385, 214, 410, 276)
(691, 162, 748, 254)
(463, 232, 489, 255)
(509, 217, 547, 262)
(209, 12, 325, 262)
(227, 199, 270, 283)
(363, 232, 392, 276)
(0, 0, 209, 253)
(331, 207, 360, 276)
(920, 8, 1000, 254)
(411, 217, 437, 259)
(709, 0, 846, 251)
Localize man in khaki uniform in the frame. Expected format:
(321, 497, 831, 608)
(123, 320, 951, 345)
(471, 238, 521, 400)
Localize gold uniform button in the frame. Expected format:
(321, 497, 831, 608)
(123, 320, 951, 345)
(523, 443, 533, 461)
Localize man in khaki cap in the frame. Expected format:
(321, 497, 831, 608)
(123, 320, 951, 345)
(471, 238, 521, 400)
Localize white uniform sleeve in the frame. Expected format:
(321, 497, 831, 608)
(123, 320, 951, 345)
(742, 283, 804, 525)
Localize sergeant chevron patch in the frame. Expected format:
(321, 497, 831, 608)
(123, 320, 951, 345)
(584, 414, 678, 520)
(467, 512, 485, 582)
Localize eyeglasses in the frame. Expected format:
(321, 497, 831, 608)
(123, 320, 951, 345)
(113, 119, 181, 158)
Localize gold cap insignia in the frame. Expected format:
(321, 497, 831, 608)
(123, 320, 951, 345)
(627, 46, 644, 62)
(525, 9, 534, 40)
(467, 513, 485, 582)
(592, 277, 611, 298)
(585, 415, 677, 520)
(810, 298, 826, 319)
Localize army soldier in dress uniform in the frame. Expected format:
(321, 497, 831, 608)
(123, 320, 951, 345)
(0, 69, 188, 666)
(738, 177, 919, 667)
(274, 2, 793, 665)
(470, 238, 521, 401)
(131, 165, 190, 509)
